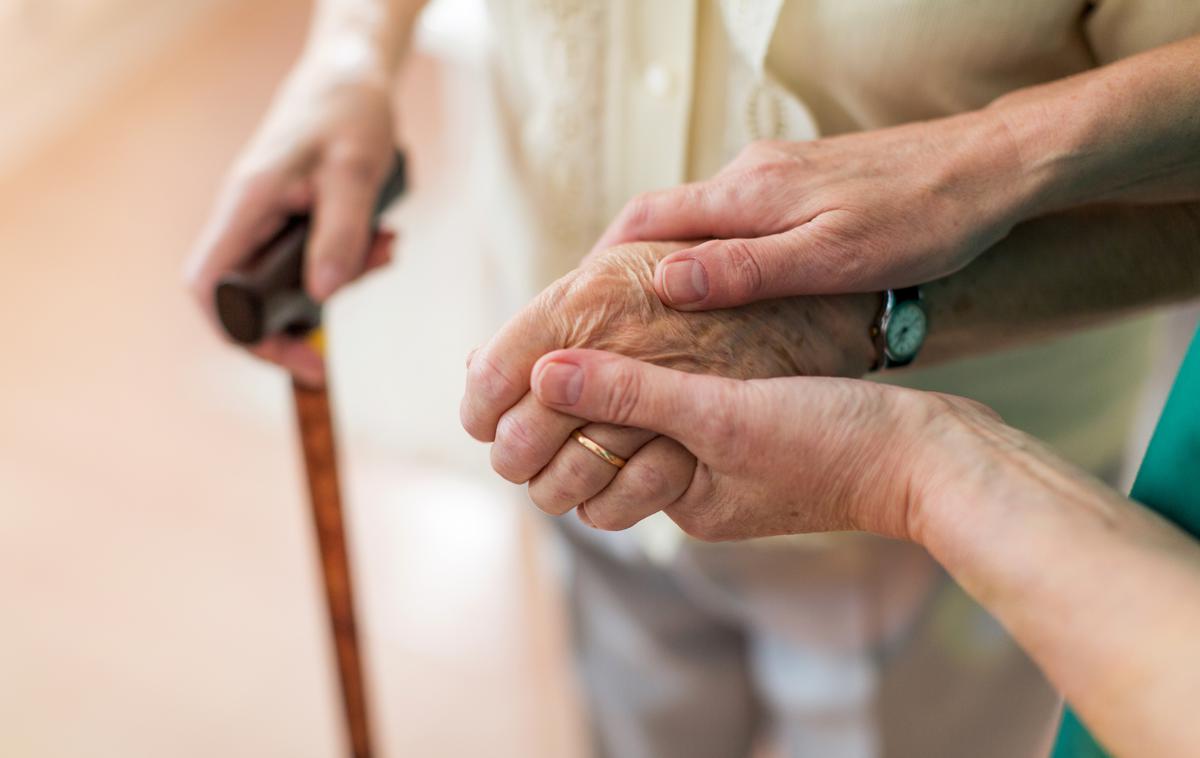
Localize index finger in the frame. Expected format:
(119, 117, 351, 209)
(529, 348, 734, 459)
(460, 296, 567, 441)
(590, 181, 722, 255)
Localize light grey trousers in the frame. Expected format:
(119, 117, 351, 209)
(556, 516, 1060, 758)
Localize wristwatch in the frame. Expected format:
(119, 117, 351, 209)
(870, 286, 928, 371)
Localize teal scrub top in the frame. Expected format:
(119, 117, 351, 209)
(1052, 325, 1200, 757)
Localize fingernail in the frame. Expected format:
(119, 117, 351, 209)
(311, 260, 344, 300)
(661, 259, 708, 305)
(536, 361, 583, 405)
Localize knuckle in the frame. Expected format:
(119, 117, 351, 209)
(489, 450, 525, 484)
(626, 463, 671, 502)
(586, 505, 637, 532)
(694, 396, 739, 457)
(602, 368, 642, 427)
(315, 224, 363, 260)
(533, 457, 608, 515)
(327, 144, 382, 184)
(491, 414, 538, 483)
(466, 353, 518, 411)
(720, 239, 765, 299)
(459, 402, 493, 442)
(562, 449, 608, 491)
(738, 139, 784, 165)
(616, 193, 655, 236)
(528, 481, 575, 516)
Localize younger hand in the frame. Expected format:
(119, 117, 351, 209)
(529, 349, 994, 540)
(185, 57, 399, 384)
(594, 113, 1033, 310)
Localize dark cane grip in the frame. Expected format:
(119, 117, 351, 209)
(214, 152, 408, 345)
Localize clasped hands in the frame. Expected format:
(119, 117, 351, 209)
(461, 111, 1047, 539)
(461, 240, 961, 540)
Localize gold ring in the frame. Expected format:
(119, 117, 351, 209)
(571, 429, 627, 469)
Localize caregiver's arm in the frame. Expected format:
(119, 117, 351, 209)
(996, 33, 1200, 210)
(916, 407, 1200, 758)
(922, 33, 1200, 360)
(185, 0, 427, 384)
(593, 35, 1200, 307)
(529, 350, 1200, 758)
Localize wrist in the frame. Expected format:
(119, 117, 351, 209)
(301, 3, 423, 84)
(840, 386, 970, 541)
(296, 33, 398, 90)
(937, 108, 1049, 234)
(898, 394, 1012, 550)
(984, 82, 1114, 216)
(906, 399, 1113, 589)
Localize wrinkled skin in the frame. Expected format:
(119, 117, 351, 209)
(461, 240, 878, 528)
(542, 243, 874, 378)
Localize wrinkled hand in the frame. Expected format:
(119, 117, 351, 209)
(185, 56, 399, 385)
(529, 349, 996, 541)
(594, 112, 1033, 310)
(461, 241, 877, 529)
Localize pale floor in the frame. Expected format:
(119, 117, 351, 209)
(0, 2, 585, 757)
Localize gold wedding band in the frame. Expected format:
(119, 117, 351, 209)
(571, 429, 627, 469)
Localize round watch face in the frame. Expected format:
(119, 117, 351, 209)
(886, 301, 927, 361)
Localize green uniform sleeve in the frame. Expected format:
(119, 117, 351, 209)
(1052, 324, 1200, 757)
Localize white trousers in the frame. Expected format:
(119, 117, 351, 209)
(557, 517, 1061, 758)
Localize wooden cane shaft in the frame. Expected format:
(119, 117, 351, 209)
(293, 379, 374, 758)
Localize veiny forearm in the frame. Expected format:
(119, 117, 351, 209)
(991, 34, 1200, 213)
(918, 202, 1200, 365)
(305, 0, 429, 75)
(914, 422, 1200, 757)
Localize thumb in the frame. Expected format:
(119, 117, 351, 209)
(654, 225, 837, 310)
(531, 350, 731, 456)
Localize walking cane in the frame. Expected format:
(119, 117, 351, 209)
(212, 154, 407, 758)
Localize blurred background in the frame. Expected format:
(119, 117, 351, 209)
(1, 2, 1197, 757)
(0, 0, 585, 756)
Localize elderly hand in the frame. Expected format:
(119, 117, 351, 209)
(527, 348, 998, 540)
(593, 112, 1035, 310)
(185, 53, 399, 385)
(461, 241, 877, 528)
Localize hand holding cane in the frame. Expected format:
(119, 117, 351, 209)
(212, 153, 407, 758)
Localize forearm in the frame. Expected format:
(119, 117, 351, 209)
(915, 421, 1200, 757)
(990, 34, 1200, 213)
(303, 0, 429, 77)
(919, 202, 1200, 365)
